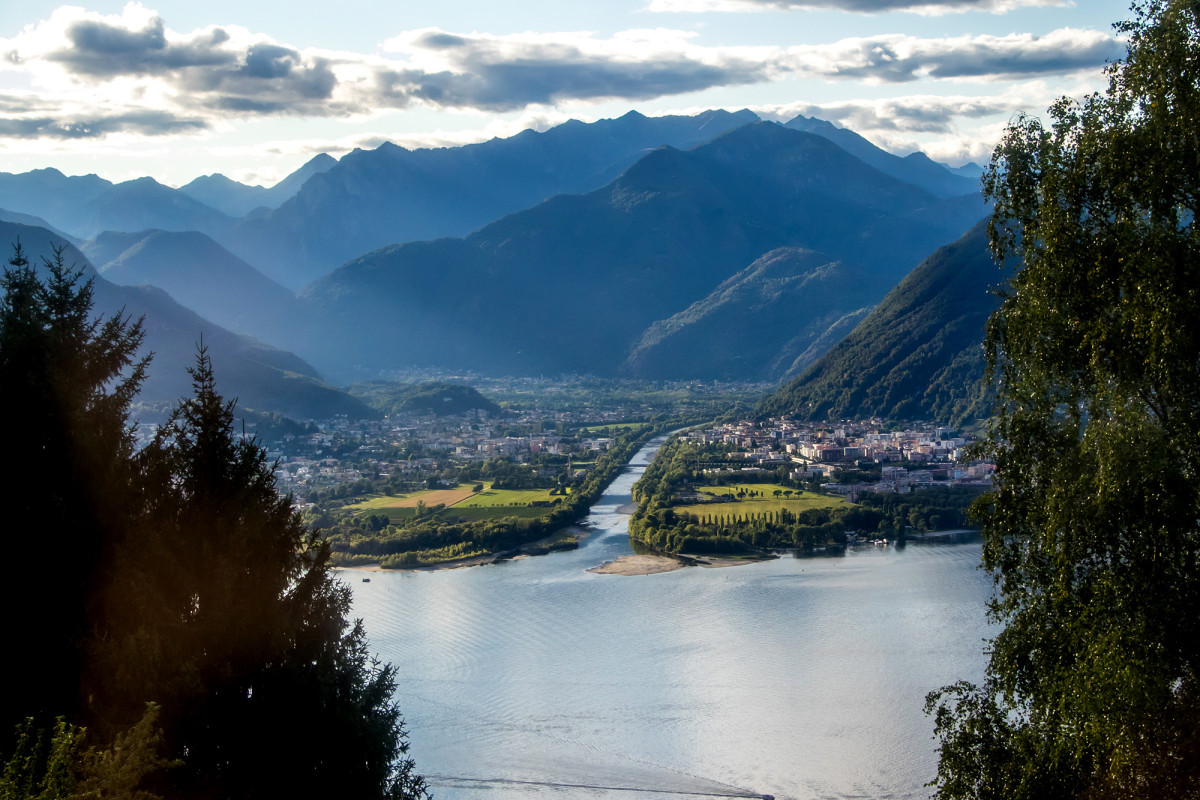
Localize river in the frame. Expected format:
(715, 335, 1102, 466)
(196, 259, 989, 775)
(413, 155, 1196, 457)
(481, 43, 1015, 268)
(347, 434, 993, 800)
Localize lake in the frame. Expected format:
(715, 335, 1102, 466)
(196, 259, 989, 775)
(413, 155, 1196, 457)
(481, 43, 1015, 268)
(347, 435, 993, 800)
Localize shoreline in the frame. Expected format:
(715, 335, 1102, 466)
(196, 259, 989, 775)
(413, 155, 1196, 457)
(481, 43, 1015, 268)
(334, 525, 591, 573)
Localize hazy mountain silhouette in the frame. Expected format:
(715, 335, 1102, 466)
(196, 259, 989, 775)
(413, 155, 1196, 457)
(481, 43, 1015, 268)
(0, 207, 82, 244)
(178, 154, 338, 217)
(83, 229, 299, 352)
(784, 115, 980, 198)
(1, 220, 371, 420)
(297, 122, 987, 383)
(0, 170, 235, 241)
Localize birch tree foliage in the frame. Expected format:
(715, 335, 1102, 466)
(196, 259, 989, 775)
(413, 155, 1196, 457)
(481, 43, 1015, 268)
(928, 2, 1200, 798)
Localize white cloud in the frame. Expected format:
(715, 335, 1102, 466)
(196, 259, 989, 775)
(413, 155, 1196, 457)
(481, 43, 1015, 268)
(0, 4, 1118, 146)
(646, 0, 1069, 14)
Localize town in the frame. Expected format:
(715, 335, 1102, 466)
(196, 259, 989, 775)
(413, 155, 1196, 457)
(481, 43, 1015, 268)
(260, 407, 638, 507)
(680, 417, 994, 500)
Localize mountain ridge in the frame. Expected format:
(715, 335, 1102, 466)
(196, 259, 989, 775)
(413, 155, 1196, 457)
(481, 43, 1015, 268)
(0, 219, 372, 421)
(82, 229, 300, 352)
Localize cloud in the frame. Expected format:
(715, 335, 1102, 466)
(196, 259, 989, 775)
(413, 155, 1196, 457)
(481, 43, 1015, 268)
(0, 4, 1119, 144)
(3, 5, 355, 121)
(785, 28, 1122, 84)
(742, 79, 1095, 165)
(647, 0, 1068, 14)
(767, 95, 1011, 134)
(0, 93, 58, 113)
(49, 14, 234, 76)
(373, 28, 774, 110)
(0, 109, 207, 139)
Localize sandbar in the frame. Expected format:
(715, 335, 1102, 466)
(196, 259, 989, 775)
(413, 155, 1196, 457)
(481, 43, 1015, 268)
(588, 554, 684, 576)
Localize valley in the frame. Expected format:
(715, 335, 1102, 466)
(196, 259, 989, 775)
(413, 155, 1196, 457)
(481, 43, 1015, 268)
(2, 0, 1177, 796)
(2, 108, 999, 576)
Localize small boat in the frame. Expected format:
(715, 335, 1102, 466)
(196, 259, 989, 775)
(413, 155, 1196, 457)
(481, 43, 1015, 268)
(362, 577, 371, 583)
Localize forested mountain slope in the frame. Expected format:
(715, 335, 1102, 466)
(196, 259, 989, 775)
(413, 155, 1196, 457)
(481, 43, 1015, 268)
(757, 219, 1000, 425)
(622, 247, 876, 380)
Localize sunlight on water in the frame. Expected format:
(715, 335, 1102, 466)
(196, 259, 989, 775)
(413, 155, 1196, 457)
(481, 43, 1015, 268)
(347, 437, 992, 800)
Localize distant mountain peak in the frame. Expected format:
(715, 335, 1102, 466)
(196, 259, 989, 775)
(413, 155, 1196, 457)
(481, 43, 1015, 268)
(782, 113, 979, 199)
(298, 152, 337, 171)
(177, 153, 339, 218)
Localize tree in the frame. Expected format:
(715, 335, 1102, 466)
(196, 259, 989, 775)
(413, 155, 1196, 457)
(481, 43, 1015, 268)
(0, 244, 147, 734)
(88, 347, 427, 799)
(927, 2, 1200, 797)
(1, 247, 426, 799)
(0, 705, 177, 800)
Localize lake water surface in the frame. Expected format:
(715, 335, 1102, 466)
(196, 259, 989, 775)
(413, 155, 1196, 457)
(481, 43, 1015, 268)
(348, 436, 993, 800)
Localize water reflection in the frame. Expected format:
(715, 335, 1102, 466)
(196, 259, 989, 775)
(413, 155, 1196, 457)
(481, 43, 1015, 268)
(348, 436, 992, 800)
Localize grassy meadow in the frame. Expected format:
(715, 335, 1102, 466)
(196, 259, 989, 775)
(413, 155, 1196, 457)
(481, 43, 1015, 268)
(674, 483, 847, 517)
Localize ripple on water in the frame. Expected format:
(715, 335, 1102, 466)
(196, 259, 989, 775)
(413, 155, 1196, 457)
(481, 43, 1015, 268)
(347, 437, 992, 800)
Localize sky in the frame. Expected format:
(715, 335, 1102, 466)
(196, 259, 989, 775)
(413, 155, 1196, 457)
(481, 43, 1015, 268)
(0, 0, 1132, 188)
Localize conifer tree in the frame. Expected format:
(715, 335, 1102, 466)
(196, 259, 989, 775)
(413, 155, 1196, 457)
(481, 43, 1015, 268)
(0, 244, 146, 733)
(90, 346, 427, 799)
(1, 246, 426, 798)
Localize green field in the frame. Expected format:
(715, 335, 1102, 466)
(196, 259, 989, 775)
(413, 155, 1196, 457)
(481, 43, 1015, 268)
(675, 483, 846, 517)
(578, 422, 651, 435)
(345, 483, 562, 524)
(455, 487, 559, 507)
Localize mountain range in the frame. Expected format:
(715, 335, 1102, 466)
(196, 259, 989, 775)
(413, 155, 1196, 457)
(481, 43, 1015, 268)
(1, 109, 994, 422)
(227, 110, 981, 290)
(223, 109, 763, 288)
(0, 109, 981, 292)
(296, 121, 986, 383)
(0, 171, 235, 241)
